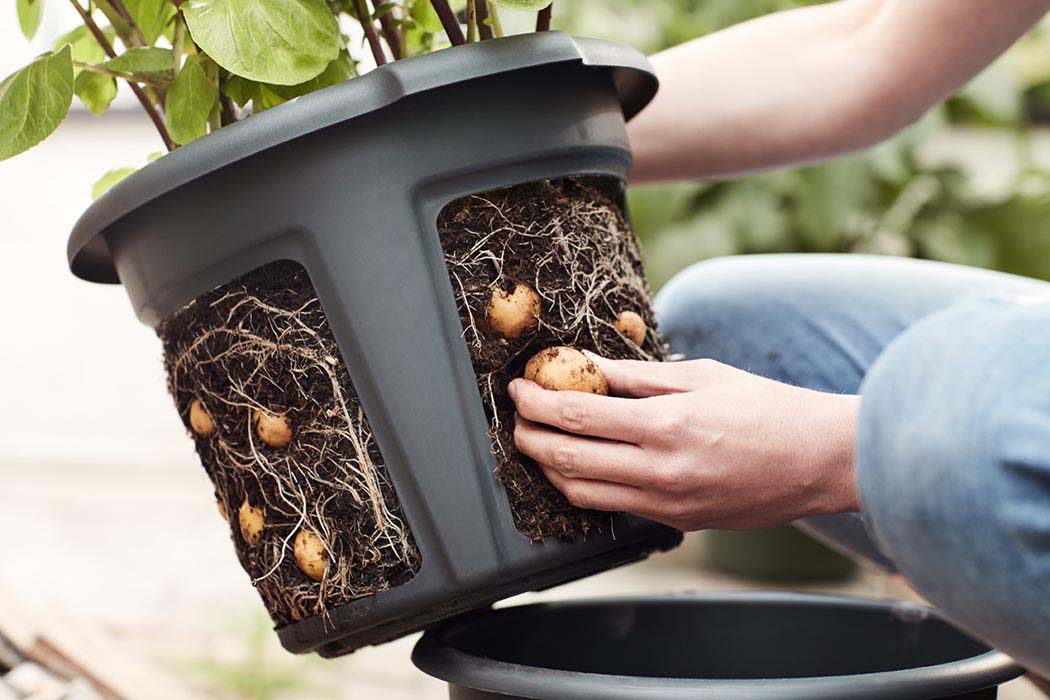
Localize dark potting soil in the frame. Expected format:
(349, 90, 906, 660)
(438, 178, 667, 541)
(158, 261, 420, 627)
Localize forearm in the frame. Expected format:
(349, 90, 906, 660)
(629, 0, 1050, 184)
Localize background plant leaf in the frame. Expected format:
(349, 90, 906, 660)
(123, 0, 177, 45)
(165, 55, 216, 145)
(74, 70, 118, 115)
(105, 47, 174, 75)
(183, 0, 340, 85)
(0, 46, 74, 161)
(91, 166, 137, 199)
(17, 0, 44, 40)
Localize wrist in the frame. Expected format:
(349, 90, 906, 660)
(806, 392, 862, 515)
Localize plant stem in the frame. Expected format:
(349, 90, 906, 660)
(428, 0, 465, 45)
(354, 0, 388, 66)
(465, 0, 476, 42)
(73, 61, 167, 88)
(205, 57, 221, 132)
(378, 10, 403, 59)
(474, 0, 492, 40)
(106, 0, 148, 46)
(486, 1, 502, 37)
(68, 0, 175, 151)
(536, 3, 552, 31)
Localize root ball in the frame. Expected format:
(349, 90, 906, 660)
(238, 499, 264, 546)
(294, 529, 327, 582)
(524, 346, 608, 395)
(614, 310, 647, 346)
(254, 410, 292, 448)
(486, 283, 540, 339)
(189, 399, 215, 436)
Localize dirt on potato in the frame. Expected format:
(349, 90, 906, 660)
(439, 178, 666, 541)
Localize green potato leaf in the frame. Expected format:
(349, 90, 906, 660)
(266, 51, 355, 100)
(409, 0, 443, 33)
(17, 0, 44, 40)
(183, 0, 340, 85)
(123, 0, 177, 45)
(92, 167, 137, 199)
(74, 70, 118, 115)
(0, 46, 74, 161)
(220, 73, 258, 108)
(105, 47, 174, 75)
(488, 0, 551, 10)
(165, 55, 216, 145)
(55, 25, 112, 68)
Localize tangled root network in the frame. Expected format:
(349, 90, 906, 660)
(158, 262, 419, 627)
(439, 178, 667, 541)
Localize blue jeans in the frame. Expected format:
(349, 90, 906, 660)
(656, 254, 1050, 675)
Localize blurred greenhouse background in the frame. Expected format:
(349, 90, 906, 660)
(558, 0, 1050, 289)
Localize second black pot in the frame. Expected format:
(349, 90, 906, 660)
(413, 592, 1022, 700)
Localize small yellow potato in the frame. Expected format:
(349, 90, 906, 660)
(486, 283, 541, 339)
(294, 529, 327, 582)
(523, 346, 608, 395)
(189, 399, 215, 436)
(614, 310, 646, 346)
(255, 409, 292, 448)
(239, 499, 264, 546)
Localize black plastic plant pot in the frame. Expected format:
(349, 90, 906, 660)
(412, 592, 1023, 700)
(66, 32, 682, 656)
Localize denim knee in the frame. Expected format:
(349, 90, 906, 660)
(857, 296, 1050, 675)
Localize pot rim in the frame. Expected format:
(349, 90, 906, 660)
(411, 591, 1024, 700)
(66, 31, 657, 285)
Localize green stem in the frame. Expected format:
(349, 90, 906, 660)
(73, 61, 167, 88)
(465, 0, 476, 42)
(204, 57, 221, 132)
(486, 1, 502, 37)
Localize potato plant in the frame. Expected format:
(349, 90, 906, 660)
(2, 0, 556, 192)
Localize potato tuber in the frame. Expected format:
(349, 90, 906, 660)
(614, 310, 647, 346)
(294, 529, 327, 582)
(486, 283, 541, 339)
(524, 346, 608, 395)
(238, 499, 264, 546)
(189, 399, 215, 436)
(254, 409, 292, 448)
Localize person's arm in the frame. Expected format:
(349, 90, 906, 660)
(509, 357, 860, 531)
(629, 0, 1050, 183)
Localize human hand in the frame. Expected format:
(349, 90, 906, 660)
(509, 355, 861, 531)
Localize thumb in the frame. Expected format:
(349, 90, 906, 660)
(582, 350, 697, 398)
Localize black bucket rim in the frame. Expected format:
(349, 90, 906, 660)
(411, 591, 1024, 700)
(66, 31, 657, 285)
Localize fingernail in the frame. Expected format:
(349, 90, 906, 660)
(508, 380, 519, 401)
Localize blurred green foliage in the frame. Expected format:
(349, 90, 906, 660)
(558, 0, 1050, 288)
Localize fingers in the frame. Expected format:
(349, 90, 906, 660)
(538, 465, 650, 514)
(509, 378, 649, 443)
(514, 414, 653, 486)
(584, 352, 720, 398)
